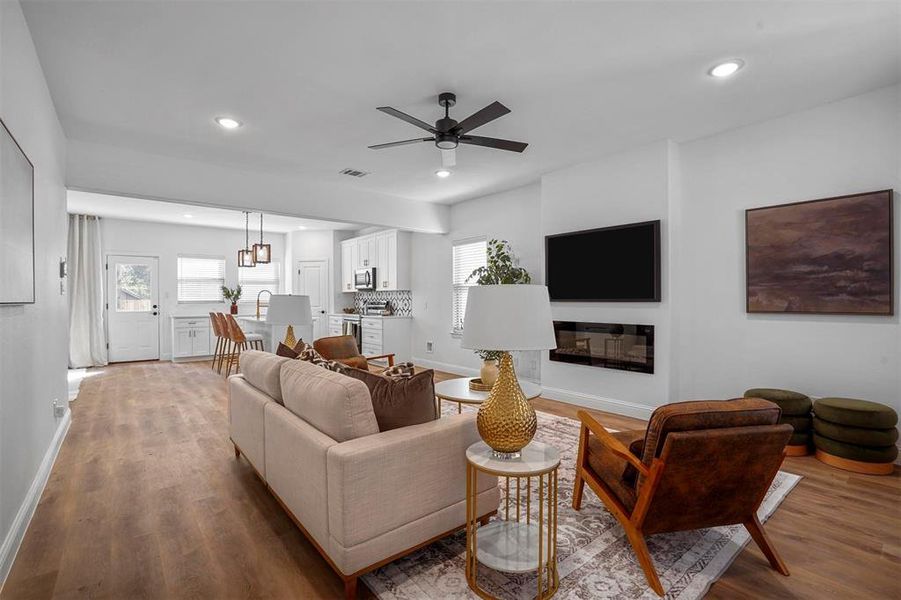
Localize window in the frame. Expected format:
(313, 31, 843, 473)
(177, 256, 226, 303)
(238, 261, 281, 307)
(452, 238, 487, 333)
(115, 263, 153, 312)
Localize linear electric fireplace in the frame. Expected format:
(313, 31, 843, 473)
(550, 321, 655, 374)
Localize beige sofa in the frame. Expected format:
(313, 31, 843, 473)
(228, 351, 499, 598)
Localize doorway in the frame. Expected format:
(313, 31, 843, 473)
(296, 259, 329, 341)
(106, 254, 160, 362)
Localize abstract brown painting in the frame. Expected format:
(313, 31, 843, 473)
(746, 190, 893, 315)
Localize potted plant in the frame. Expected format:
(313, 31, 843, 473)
(221, 285, 242, 315)
(468, 239, 532, 383)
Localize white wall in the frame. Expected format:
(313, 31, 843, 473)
(410, 85, 899, 419)
(286, 229, 355, 313)
(411, 184, 541, 375)
(677, 86, 900, 409)
(539, 141, 676, 417)
(0, 0, 70, 585)
(99, 218, 286, 359)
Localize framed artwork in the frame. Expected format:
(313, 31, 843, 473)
(746, 190, 893, 315)
(0, 116, 35, 304)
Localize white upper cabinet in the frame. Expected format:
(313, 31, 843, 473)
(340, 230, 410, 292)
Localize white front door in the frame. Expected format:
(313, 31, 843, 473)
(296, 260, 329, 341)
(106, 255, 160, 362)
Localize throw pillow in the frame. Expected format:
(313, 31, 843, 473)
(276, 342, 299, 358)
(380, 362, 416, 379)
(292, 339, 309, 354)
(341, 367, 437, 432)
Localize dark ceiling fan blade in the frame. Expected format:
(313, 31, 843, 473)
(459, 135, 528, 153)
(368, 138, 434, 150)
(376, 107, 437, 133)
(455, 101, 511, 134)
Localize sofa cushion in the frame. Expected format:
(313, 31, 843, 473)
(586, 429, 643, 511)
(279, 359, 379, 442)
(341, 367, 437, 432)
(239, 350, 291, 404)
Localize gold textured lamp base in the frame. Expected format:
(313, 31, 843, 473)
(476, 352, 537, 459)
(282, 325, 297, 348)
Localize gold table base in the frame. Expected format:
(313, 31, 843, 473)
(466, 451, 559, 599)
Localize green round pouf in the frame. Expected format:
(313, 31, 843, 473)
(745, 388, 812, 416)
(813, 417, 899, 447)
(813, 433, 899, 463)
(780, 415, 812, 432)
(813, 398, 898, 429)
(789, 431, 811, 446)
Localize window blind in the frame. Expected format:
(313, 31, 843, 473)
(452, 238, 487, 332)
(238, 261, 281, 306)
(177, 256, 226, 303)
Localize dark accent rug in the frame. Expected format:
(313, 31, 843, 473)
(363, 404, 800, 599)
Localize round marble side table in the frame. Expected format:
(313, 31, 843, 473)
(435, 377, 541, 414)
(465, 440, 561, 599)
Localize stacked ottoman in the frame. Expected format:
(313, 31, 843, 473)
(812, 398, 898, 475)
(744, 388, 812, 456)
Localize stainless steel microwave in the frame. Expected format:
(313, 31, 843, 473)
(354, 267, 376, 290)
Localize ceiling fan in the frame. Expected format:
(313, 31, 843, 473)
(369, 92, 527, 167)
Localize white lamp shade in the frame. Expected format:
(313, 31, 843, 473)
(265, 295, 312, 326)
(461, 285, 557, 351)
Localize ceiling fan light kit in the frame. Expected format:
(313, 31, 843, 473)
(369, 91, 528, 162)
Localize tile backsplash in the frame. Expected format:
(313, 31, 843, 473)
(354, 290, 412, 316)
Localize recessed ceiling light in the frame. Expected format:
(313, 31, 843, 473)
(183, 214, 193, 218)
(708, 59, 744, 78)
(215, 116, 242, 129)
(297, 225, 307, 230)
(435, 169, 452, 178)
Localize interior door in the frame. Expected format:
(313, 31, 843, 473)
(296, 260, 329, 341)
(106, 254, 160, 362)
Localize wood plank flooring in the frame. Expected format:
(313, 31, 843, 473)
(2, 360, 899, 599)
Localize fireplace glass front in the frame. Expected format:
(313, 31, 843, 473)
(549, 321, 654, 374)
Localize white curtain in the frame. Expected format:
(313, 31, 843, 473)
(68, 214, 108, 367)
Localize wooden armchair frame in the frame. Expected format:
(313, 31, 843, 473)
(572, 410, 789, 596)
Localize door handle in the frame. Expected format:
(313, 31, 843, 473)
(152, 304, 158, 309)
(152, 311, 159, 316)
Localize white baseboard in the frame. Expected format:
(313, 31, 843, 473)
(540, 386, 654, 420)
(0, 409, 72, 592)
(412, 357, 479, 378)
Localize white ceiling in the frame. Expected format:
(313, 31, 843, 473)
(67, 190, 359, 232)
(23, 1, 900, 208)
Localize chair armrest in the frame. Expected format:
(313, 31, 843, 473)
(365, 353, 395, 367)
(577, 410, 649, 477)
(326, 414, 495, 548)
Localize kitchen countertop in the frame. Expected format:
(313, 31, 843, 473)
(329, 313, 412, 319)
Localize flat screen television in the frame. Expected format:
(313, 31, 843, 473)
(545, 220, 661, 301)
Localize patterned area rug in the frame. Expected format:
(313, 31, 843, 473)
(362, 404, 801, 599)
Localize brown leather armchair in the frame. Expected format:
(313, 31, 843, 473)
(312, 335, 395, 371)
(572, 399, 792, 596)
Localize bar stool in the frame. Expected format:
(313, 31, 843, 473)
(213, 313, 230, 374)
(223, 314, 264, 377)
(209, 312, 225, 372)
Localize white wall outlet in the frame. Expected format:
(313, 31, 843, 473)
(426, 341, 434, 353)
(52, 399, 66, 418)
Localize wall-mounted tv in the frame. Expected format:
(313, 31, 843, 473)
(545, 220, 661, 302)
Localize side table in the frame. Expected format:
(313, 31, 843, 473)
(465, 440, 561, 599)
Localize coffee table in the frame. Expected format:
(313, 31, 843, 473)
(435, 377, 542, 414)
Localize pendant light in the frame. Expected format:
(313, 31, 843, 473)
(252, 212, 271, 264)
(238, 211, 256, 267)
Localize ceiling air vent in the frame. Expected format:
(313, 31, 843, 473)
(339, 168, 370, 178)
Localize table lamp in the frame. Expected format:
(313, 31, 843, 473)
(265, 294, 312, 347)
(462, 284, 556, 459)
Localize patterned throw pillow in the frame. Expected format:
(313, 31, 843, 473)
(380, 362, 416, 379)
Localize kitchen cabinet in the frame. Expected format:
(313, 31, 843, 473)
(171, 316, 214, 360)
(340, 230, 411, 292)
(328, 315, 344, 337)
(341, 242, 354, 292)
(360, 316, 412, 364)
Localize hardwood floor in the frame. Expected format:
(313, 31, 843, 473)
(3, 360, 899, 599)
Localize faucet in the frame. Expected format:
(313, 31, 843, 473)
(256, 289, 272, 319)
